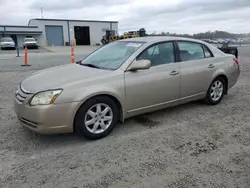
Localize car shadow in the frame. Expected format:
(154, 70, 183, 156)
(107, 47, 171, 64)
(117, 100, 204, 128)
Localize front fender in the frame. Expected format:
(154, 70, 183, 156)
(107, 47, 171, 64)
(54, 74, 126, 111)
(75, 86, 125, 107)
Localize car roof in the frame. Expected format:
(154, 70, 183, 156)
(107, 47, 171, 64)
(119, 36, 226, 58)
(120, 36, 206, 43)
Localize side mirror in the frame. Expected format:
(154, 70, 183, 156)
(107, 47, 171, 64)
(127, 59, 151, 71)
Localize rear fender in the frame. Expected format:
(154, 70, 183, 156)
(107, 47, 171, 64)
(212, 69, 227, 81)
(211, 70, 228, 93)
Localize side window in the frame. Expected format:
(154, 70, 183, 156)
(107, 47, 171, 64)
(178, 41, 205, 61)
(137, 42, 175, 66)
(203, 45, 213, 58)
(147, 45, 159, 55)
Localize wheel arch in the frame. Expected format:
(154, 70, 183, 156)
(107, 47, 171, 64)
(213, 74, 228, 94)
(73, 93, 124, 132)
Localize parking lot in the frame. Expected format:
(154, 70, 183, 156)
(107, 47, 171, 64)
(0, 46, 250, 188)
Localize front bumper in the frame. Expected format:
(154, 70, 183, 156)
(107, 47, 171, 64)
(1, 45, 15, 48)
(24, 44, 38, 47)
(14, 96, 80, 135)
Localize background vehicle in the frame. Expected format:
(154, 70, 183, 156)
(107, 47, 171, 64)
(23, 38, 38, 49)
(14, 37, 240, 140)
(0, 37, 15, 50)
(101, 28, 146, 45)
(218, 40, 238, 58)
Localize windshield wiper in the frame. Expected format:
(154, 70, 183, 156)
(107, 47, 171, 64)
(81, 63, 100, 69)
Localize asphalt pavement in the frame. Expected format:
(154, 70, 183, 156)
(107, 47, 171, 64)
(0, 46, 98, 72)
(0, 46, 250, 188)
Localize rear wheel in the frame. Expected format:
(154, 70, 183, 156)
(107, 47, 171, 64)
(74, 96, 119, 140)
(204, 77, 225, 105)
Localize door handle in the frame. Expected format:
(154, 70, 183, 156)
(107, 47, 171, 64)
(208, 64, 215, 68)
(169, 70, 179, 75)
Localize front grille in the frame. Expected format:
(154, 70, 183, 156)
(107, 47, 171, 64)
(15, 85, 31, 104)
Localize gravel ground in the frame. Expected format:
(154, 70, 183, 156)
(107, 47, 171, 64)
(0, 47, 250, 188)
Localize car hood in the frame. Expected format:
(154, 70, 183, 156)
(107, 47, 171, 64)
(21, 64, 114, 93)
(1, 42, 14, 45)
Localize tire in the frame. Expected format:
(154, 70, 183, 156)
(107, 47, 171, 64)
(204, 77, 226, 105)
(74, 96, 119, 140)
(101, 39, 106, 45)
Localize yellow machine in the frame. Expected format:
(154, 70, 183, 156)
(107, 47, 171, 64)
(123, 31, 140, 39)
(101, 30, 116, 45)
(101, 28, 146, 45)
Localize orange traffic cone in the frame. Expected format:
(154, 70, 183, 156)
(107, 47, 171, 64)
(21, 46, 31, 66)
(71, 43, 75, 64)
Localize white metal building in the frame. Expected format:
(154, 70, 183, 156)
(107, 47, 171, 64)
(28, 18, 118, 46)
(0, 18, 118, 47)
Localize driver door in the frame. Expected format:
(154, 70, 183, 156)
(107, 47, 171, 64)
(124, 41, 181, 117)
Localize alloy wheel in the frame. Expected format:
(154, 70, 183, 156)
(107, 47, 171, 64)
(210, 80, 224, 102)
(84, 103, 113, 134)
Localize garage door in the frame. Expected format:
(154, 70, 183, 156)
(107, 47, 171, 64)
(45, 25, 63, 46)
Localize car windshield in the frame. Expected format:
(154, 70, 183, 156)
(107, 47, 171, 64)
(2, 38, 13, 42)
(80, 41, 145, 70)
(24, 38, 35, 42)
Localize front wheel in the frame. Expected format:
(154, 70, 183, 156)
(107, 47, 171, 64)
(204, 77, 225, 105)
(101, 39, 106, 45)
(74, 96, 119, 140)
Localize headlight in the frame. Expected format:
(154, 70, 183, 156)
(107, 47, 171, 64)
(30, 89, 62, 106)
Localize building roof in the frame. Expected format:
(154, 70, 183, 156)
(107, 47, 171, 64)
(29, 18, 118, 25)
(0, 25, 38, 28)
(0, 25, 42, 35)
(0, 31, 42, 34)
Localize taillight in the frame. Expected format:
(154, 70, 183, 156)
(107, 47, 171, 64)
(233, 57, 239, 65)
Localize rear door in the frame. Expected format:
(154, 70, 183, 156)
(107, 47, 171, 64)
(177, 41, 216, 98)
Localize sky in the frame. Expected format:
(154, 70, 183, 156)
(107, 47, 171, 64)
(0, 0, 250, 34)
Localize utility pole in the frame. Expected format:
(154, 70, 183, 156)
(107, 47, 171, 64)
(41, 7, 44, 18)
